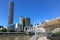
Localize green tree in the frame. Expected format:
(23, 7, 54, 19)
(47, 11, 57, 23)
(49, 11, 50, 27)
(8, 29, 15, 32)
(1, 28, 7, 32)
(19, 30, 24, 32)
(55, 32, 60, 35)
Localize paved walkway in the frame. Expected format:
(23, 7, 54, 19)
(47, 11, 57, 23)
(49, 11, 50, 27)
(29, 33, 50, 40)
(38, 36, 50, 40)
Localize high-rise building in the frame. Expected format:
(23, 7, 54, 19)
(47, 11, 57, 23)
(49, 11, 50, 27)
(15, 23, 23, 32)
(20, 16, 31, 31)
(25, 18, 30, 26)
(8, 1, 14, 25)
(20, 16, 25, 30)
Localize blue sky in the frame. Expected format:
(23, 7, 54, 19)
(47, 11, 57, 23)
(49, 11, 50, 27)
(0, 0, 60, 28)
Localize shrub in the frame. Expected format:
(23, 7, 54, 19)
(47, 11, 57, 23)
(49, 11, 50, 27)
(55, 32, 60, 35)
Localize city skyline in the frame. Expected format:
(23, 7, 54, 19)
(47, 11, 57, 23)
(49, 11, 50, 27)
(0, 0, 60, 28)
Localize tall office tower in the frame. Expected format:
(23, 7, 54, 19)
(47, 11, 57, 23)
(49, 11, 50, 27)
(20, 16, 25, 29)
(25, 18, 30, 26)
(8, 1, 14, 25)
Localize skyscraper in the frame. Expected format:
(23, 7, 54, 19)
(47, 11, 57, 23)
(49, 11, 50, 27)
(25, 18, 30, 26)
(20, 16, 31, 31)
(8, 1, 14, 25)
(20, 17, 30, 27)
(20, 16, 25, 30)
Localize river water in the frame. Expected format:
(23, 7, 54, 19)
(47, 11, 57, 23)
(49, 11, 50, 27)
(0, 35, 32, 40)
